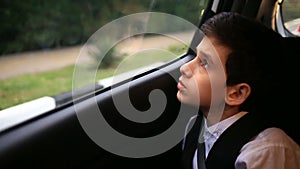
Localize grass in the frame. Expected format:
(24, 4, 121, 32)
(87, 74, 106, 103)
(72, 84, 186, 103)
(0, 65, 114, 110)
(114, 48, 180, 74)
(0, 44, 186, 110)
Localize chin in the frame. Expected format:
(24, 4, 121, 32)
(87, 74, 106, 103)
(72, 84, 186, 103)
(176, 92, 182, 102)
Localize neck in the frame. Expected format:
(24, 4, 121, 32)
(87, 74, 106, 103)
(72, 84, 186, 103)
(203, 105, 240, 126)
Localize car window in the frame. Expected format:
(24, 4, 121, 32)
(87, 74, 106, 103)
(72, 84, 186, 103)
(0, 0, 207, 110)
(74, 1, 206, 91)
(282, 0, 300, 36)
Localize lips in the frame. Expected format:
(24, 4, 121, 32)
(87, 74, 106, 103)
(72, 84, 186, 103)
(177, 79, 186, 90)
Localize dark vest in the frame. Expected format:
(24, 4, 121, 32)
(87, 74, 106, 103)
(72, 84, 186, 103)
(181, 113, 271, 169)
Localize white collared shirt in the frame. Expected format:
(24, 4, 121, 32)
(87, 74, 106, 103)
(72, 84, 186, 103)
(191, 112, 300, 169)
(193, 111, 248, 169)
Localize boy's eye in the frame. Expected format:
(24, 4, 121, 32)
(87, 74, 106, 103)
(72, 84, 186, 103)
(200, 59, 209, 68)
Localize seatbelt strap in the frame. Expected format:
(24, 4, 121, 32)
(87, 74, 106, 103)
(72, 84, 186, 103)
(181, 115, 203, 169)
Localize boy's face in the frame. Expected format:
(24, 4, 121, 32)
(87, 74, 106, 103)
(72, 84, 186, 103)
(177, 36, 231, 112)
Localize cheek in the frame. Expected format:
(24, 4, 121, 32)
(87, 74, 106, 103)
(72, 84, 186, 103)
(193, 72, 213, 105)
(197, 77, 212, 105)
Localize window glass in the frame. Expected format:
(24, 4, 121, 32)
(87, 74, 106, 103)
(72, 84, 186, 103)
(282, 0, 300, 36)
(0, 0, 206, 110)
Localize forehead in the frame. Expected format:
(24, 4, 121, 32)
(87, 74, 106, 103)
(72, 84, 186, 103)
(196, 36, 231, 65)
(196, 37, 216, 55)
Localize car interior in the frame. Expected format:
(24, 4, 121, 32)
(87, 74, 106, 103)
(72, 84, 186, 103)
(0, 0, 299, 168)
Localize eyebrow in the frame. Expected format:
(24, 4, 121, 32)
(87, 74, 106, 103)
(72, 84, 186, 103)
(196, 45, 210, 58)
(198, 51, 213, 63)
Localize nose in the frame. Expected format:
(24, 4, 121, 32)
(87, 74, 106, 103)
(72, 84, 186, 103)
(180, 61, 192, 78)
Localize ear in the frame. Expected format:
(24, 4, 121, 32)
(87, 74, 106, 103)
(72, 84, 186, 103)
(225, 83, 251, 106)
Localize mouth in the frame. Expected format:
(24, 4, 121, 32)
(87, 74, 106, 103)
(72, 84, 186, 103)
(177, 79, 186, 91)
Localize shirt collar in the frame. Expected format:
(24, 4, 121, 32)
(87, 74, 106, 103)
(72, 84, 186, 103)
(204, 111, 248, 140)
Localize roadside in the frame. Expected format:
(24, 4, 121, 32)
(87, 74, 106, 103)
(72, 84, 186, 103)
(0, 46, 81, 80)
(0, 31, 193, 80)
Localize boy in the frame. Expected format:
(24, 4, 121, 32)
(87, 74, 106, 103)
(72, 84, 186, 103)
(178, 12, 300, 169)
